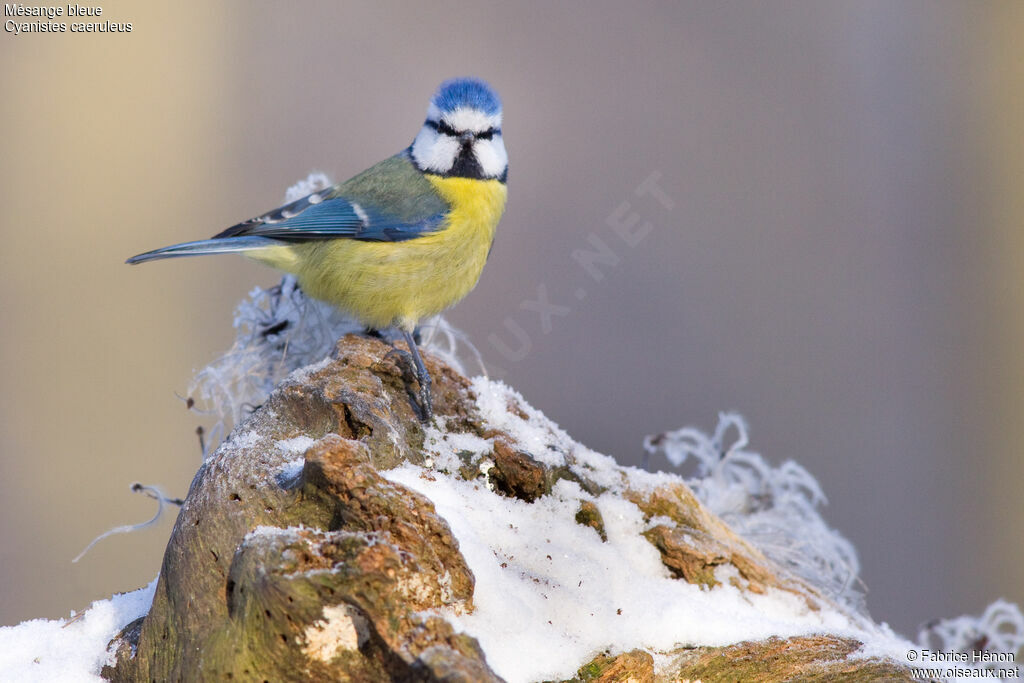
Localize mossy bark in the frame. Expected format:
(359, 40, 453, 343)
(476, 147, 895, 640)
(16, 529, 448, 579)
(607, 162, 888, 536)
(564, 637, 916, 682)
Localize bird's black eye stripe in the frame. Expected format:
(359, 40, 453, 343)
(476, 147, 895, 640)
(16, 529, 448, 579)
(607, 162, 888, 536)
(425, 119, 459, 136)
(437, 120, 460, 137)
(424, 120, 500, 140)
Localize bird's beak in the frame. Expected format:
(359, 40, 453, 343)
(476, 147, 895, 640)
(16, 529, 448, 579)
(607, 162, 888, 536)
(459, 131, 474, 145)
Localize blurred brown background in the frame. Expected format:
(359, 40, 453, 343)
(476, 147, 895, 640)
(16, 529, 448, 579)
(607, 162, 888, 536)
(1, 0, 1021, 638)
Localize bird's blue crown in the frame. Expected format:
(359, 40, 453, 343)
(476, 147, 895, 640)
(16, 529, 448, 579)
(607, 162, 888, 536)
(432, 78, 502, 115)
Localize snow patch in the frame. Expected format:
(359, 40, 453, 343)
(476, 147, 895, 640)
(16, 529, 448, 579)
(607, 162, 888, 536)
(384, 384, 930, 682)
(276, 435, 316, 455)
(383, 464, 901, 683)
(0, 578, 157, 682)
(469, 378, 574, 467)
(379, 375, 987, 681)
(273, 436, 316, 486)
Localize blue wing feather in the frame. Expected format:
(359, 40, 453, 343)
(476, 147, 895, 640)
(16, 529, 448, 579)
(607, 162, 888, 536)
(214, 190, 446, 243)
(127, 153, 450, 265)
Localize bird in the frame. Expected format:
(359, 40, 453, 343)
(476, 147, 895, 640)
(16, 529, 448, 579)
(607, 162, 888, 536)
(127, 77, 508, 421)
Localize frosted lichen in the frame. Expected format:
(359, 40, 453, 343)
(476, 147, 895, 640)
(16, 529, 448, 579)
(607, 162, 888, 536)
(645, 413, 863, 613)
(918, 600, 1024, 672)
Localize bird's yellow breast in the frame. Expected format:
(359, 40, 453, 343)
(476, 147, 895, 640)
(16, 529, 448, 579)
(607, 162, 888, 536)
(259, 176, 506, 331)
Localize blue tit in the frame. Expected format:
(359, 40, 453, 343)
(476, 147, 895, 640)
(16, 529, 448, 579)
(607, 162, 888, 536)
(127, 77, 508, 421)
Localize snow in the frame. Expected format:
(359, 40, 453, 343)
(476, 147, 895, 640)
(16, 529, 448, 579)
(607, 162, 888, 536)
(386, 467, 859, 681)
(0, 578, 157, 683)
(385, 377, 923, 683)
(469, 378, 575, 468)
(276, 435, 316, 455)
(268, 436, 316, 487)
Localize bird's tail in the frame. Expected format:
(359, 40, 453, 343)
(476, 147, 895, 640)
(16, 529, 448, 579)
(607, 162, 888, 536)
(126, 236, 282, 265)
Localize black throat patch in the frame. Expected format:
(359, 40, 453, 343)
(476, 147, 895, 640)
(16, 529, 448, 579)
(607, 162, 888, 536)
(448, 143, 485, 179)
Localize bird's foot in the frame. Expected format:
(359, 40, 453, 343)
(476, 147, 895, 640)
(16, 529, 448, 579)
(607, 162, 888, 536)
(384, 346, 433, 422)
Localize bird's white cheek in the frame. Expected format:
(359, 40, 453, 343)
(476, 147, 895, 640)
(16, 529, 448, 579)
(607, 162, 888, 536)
(474, 136, 508, 178)
(412, 127, 459, 173)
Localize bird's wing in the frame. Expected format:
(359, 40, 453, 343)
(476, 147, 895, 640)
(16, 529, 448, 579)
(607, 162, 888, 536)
(214, 152, 449, 243)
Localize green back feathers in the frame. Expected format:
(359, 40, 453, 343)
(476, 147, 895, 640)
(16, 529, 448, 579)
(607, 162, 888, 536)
(334, 152, 449, 224)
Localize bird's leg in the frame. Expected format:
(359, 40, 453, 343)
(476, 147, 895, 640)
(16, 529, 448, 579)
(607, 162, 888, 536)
(401, 329, 433, 422)
(379, 327, 432, 421)
(367, 326, 419, 345)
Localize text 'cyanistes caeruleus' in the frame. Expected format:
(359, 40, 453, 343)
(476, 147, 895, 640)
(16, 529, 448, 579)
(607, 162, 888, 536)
(128, 78, 509, 421)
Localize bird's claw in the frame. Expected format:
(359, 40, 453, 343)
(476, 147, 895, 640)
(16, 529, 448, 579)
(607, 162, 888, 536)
(385, 343, 433, 423)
